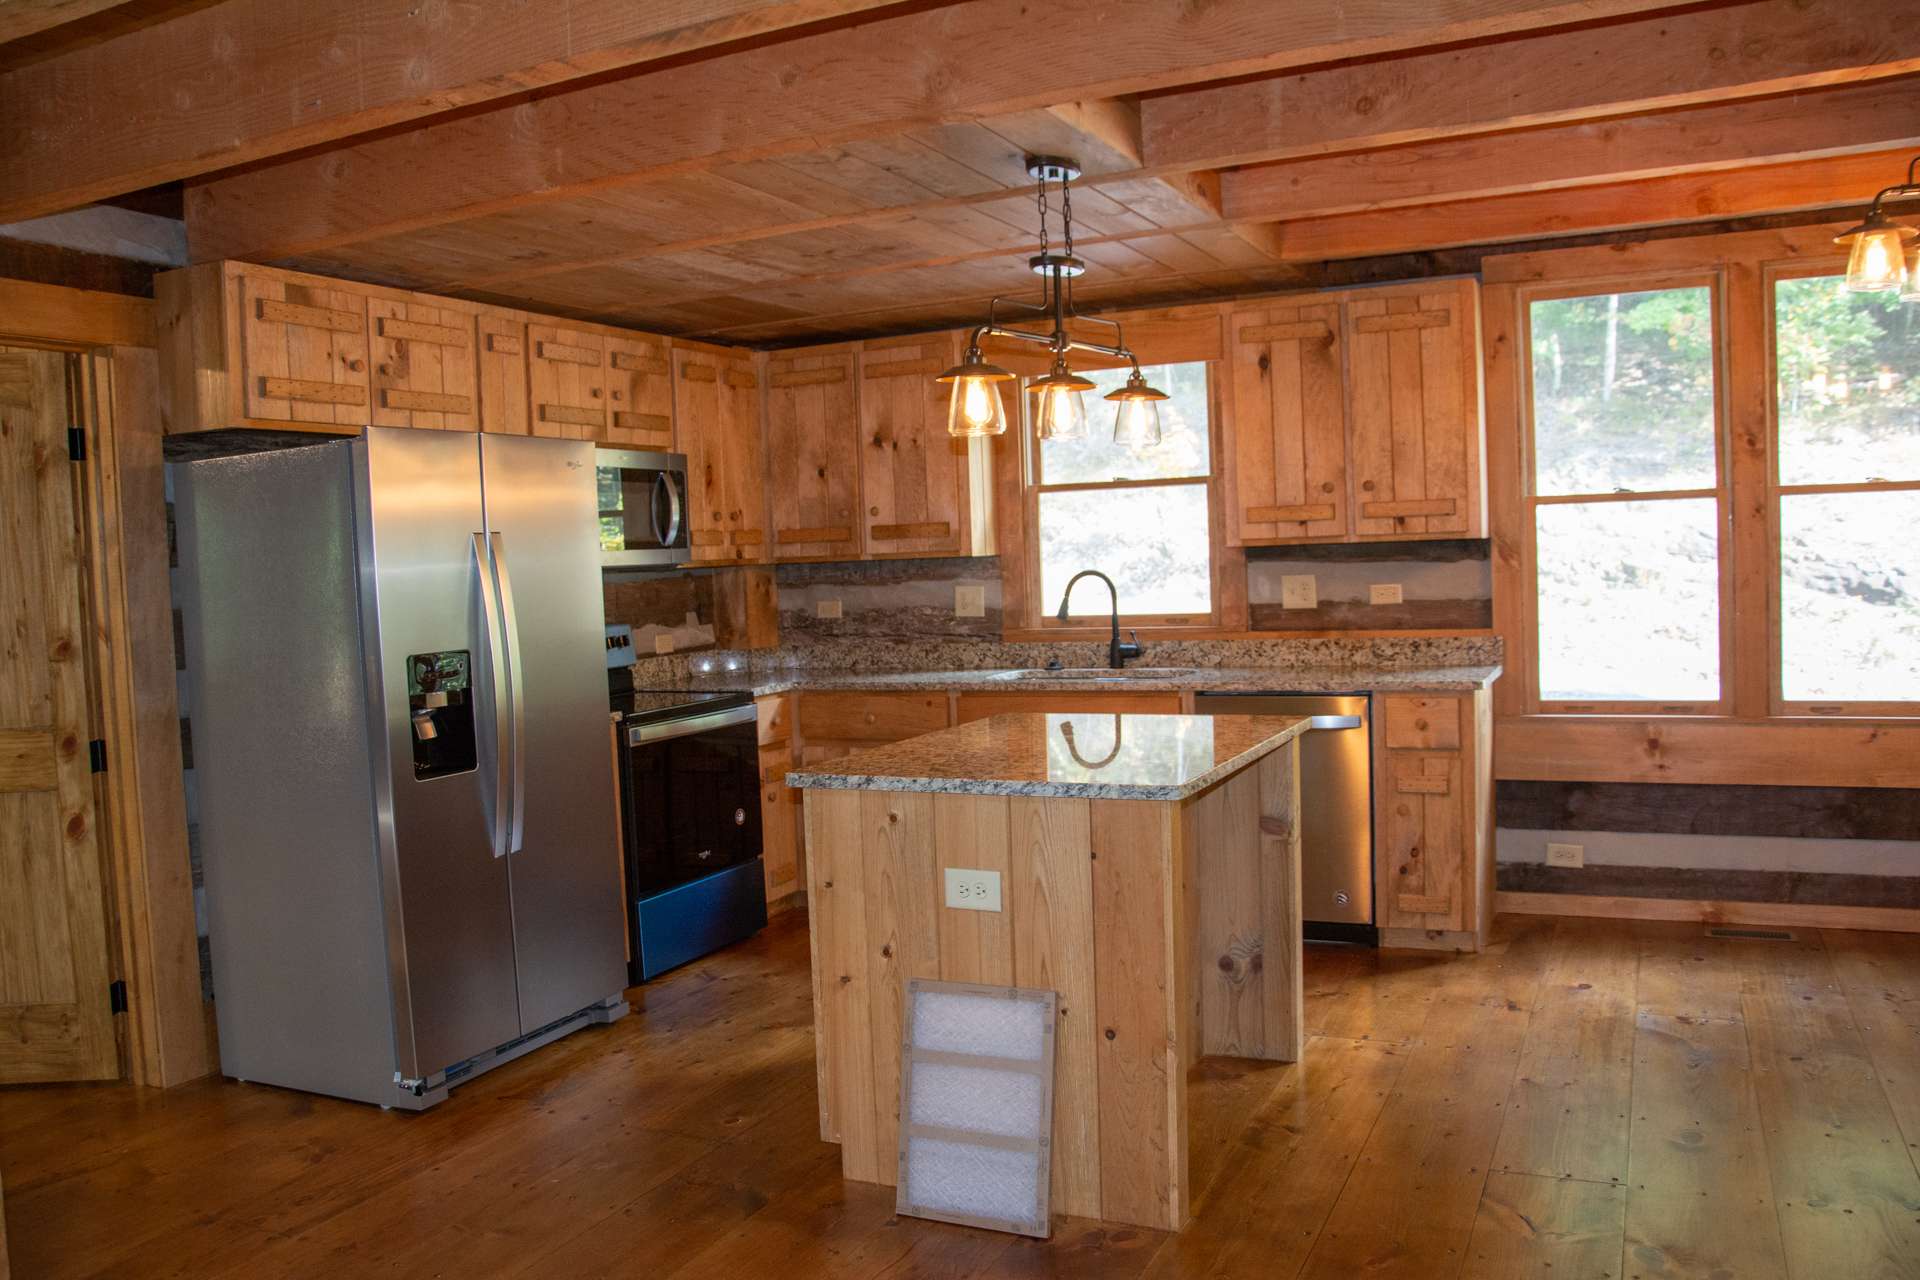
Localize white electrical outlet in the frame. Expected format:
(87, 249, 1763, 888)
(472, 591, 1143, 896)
(1545, 842, 1585, 869)
(815, 598, 843, 619)
(944, 867, 1002, 912)
(1369, 583, 1404, 605)
(653, 634, 675, 655)
(1279, 574, 1318, 609)
(954, 584, 987, 618)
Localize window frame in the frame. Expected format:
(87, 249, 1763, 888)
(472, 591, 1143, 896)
(1764, 260, 1920, 718)
(1516, 271, 1736, 716)
(1020, 359, 1227, 631)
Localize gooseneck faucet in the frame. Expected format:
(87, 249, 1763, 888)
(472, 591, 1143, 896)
(1056, 570, 1144, 670)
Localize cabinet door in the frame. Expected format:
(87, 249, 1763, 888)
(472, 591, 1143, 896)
(367, 297, 478, 430)
(856, 333, 970, 557)
(765, 344, 861, 561)
(236, 271, 370, 426)
(528, 323, 607, 439)
(1381, 750, 1466, 931)
(673, 344, 765, 563)
(1227, 301, 1347, 542)
(1347, 283, 1479, 537)
(759, 748, 801, 901)
(476, 313, 529, 435)
(605, 333, 674, 450)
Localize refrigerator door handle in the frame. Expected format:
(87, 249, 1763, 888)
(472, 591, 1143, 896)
(473, 533, 512, 860)
(489, 531, 528, 855)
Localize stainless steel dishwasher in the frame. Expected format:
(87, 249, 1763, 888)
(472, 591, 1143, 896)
(1195, 692, 1375, 943)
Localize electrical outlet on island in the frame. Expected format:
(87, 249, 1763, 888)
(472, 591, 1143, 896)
(943, 867, 1002, 912)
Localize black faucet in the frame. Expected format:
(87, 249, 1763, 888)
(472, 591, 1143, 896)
(1056, 569, 1144, 670)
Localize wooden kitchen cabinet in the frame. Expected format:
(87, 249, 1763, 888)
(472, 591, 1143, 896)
(764, 343, 862, 561)
(673, 341, 766, 564)
(234, 268, 373, 428)
(952, 691, 1183, 722)
(476, 312, 530, 434)
(528, 322, 608, 439)
(796, 690, 950, 764)
(604, 332, 675, 450)
(366, 297, 478, 430)
(855, 332, 988, 558)
(1228, 299, 1347, 542)
(1375, 690, 1493, 949)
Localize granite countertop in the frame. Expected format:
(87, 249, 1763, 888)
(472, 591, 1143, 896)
(667, 663, 1501, 697)
(786, 711, 1313, 801)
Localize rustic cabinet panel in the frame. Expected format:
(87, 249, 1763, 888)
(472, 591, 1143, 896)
(1347, 283, 1479, 537)
(604, 333, 675, 450)
(798, 691, 949, 744)
(1381, 749, 1466, 931)
(855, 333, 973, 557)
(1228, 301, 1347, 542)
(1374, 689, 1492, 948)
(236, 271, 371, 426)
(759, 748, 802, 900)
(366, 298, 478, 430)
(528, 322, 608, 439)
(475, 313, 529, 435)
(765, 344, 862, 562)
(673, 343, 766, 563)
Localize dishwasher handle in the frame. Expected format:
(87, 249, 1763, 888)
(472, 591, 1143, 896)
(1306, 714, 1363, 731)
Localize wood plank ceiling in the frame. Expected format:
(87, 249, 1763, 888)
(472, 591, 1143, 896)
(3, 0, 1919, 346)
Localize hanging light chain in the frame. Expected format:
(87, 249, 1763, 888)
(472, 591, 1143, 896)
(1035, 171, 1050, 260)
(1060, 169, 1074, 259)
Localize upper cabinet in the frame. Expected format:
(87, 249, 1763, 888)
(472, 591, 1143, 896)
(475, 312, 530, 435)
(604, 333, 675, 452)
(231, 271, 371, 429)
(1227, 278, 1485, 544)
(673, 341, 767, 564)
(856, 332, 990, 559)
(367, 297, 478, 430)
(763, 344, 861, 562)
(527, 322, 608, 440)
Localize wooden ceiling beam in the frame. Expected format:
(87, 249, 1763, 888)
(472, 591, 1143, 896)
(180, 0, 1695, 262)
(0, 0, 909, 222)
(0, 0, 140, 45)
(1140, 0, 1920, 173)
(1247, 148, 1909, 263)
(1220, 78, 1920, 223)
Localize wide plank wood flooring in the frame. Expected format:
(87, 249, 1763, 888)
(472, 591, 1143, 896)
(5, 912, 1919, 1279)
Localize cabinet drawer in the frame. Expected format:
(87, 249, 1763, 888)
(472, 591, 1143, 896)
(799, 692, 949, 743)
(1382, 695, 1461, 750)
(757, 695, 792, 747)
(952, 691, 1183, 723)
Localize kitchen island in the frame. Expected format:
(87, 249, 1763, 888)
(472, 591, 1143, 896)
(788, 710, 1312, 1232)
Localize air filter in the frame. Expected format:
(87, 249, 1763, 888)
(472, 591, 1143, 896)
(896, 979, 1056, 1238)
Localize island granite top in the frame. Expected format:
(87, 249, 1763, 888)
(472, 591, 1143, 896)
(786, 711, 1313, 801)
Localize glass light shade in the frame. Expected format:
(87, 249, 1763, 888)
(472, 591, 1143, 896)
(1032, 382, 1087, 440)
(1902, 247, 1920, 302)
(945, 374, 1008, 437)
(1105, 368, 1170, 450)
(1838, 213, 1914, 292)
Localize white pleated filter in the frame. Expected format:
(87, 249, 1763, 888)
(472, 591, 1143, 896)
(897, 981, 1056, 1238)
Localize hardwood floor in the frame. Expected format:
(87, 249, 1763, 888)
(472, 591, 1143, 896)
(4, 912, 1919, 1279)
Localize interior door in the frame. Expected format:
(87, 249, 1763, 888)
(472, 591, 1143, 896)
(0, 350, 119, 1083)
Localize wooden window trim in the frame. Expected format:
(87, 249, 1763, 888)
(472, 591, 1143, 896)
(1018, 361, 1226, 631)
(1517, 270, 1735, 717)
(1763, 258, 1920, 718)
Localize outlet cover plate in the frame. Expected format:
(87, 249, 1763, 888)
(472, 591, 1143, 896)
(944, 867, 1003, 912)
(1545, 842, 1585, 869)
(1280, 574, 1318, 609)
(816, 598, 843, 619)
(954, 584, 987, 618)
(1369, 583, 1404, 605)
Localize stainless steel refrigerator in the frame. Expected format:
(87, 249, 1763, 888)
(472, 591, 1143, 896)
(174, 428, 628, 1109)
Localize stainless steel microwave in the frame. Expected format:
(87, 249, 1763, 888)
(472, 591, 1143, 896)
(596, 448, 690, 568)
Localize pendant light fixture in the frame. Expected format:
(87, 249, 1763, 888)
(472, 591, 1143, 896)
(1836, 154, 1920, 294)
(936, 155, 1167, 448)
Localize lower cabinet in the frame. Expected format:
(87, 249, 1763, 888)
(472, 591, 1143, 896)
(1376, 691, 1493, 948)
(952, 691, 1183, 722)
(757, 695, 802, 906)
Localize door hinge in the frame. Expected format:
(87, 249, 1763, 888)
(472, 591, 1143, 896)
(67, 425, 87, 462)
(89, 738, 108, 773)
(108, 980, 128, 1014)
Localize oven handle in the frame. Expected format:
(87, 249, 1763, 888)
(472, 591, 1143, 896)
(629, 703, 758, 745)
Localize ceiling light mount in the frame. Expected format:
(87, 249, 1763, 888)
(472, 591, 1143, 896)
(1025, 155, 1081, 184)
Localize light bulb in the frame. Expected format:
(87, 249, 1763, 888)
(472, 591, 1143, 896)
(1035, 384, 1087, 440)
(961, 378, 994, 428)
(1843, 223, 1911, 292)
(944, 373, 1007, 437)
(1112, 395, 1162, 450)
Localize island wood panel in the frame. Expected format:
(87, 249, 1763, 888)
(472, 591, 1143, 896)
(931, 793, 1014, 985)
(475, 314, 529, 435)
(855, 788, 939, 1187)
(764, 344, 861, 561)
(804, 787, 874, 1155)
(1227, 301, 1347, 542)
(603, 333, 674, 450)
(855, 333, 969, 557)
(367, 297, 477, 430)
(1347, 283, 1480, 537)
(527, 322, 607, 439)
(235, 271, 370, 427)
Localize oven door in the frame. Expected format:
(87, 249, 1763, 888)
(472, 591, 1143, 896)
(597, 447, 690, 567)
(622, 705, 762, 898)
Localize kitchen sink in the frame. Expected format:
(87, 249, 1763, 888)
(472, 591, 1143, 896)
(994, 667, 1195, 682)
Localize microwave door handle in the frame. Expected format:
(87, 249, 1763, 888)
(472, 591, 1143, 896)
(489, 532, 527, 855)
(652, 471, 682, 547)
(472, 534, 511, 859)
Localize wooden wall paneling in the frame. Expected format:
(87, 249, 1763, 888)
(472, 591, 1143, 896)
(764, 343, 861, 561)
(1494, 717, 1920, 788)
(1008, 796, 1101, 1220)
(235, 269, 370, 427)
(857, 789, 938, 1187)
(1725, 260, 1773, 718)
(475, 312, 530, 435)
(367, 297, 478, 430)
(0, 277, 152, 350)
(1347, 284, 1478, 537)
(1481, 281, 1529, 718)
(603, 332, 674, 450)
(83, 349, 209, 1088)
(855, 332, 968, 557)
(1089, 799, 1185, 1231)
(528, 322, 607, 439)
(0, 350, 118, 1083)
(1226, 300, 1347, 542)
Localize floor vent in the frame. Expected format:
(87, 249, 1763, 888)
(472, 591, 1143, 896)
(1705, 926, 1797, 941)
